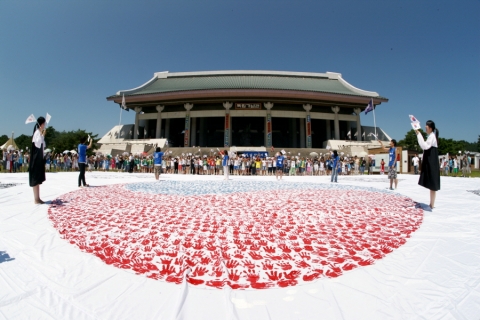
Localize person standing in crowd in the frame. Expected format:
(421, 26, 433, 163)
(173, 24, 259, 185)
(275, 152, 285, 180)
(416, 120, 441, 209)
(153, 147, 165, 180)
(369, 157, 375, 175)
(330, 150, 340, 183)
(78, 136, 93, 187)
(221, 150, 229, 180)
(29, 116, 46, 204)
(412, 154, 420, 174)
(379, 139, 399, 190)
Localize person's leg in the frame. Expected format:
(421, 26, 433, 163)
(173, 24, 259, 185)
(33, 185, 43, 204)
(430, 190, 436, 208)
(79, 163, 87, 186)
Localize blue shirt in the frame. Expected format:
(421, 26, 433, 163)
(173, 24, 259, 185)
(78, 144, 87, 163)
(388, 147, 396, 167)
(154, 152, 164, 165)
(332, 156, 340, 168)
(222, 154, 229, 167)
(276, 155, 285, 168)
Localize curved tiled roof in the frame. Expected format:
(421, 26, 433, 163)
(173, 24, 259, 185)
(109, 71, 386, 100)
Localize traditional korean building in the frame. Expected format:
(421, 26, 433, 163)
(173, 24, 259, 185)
(105, 70, 388, 151)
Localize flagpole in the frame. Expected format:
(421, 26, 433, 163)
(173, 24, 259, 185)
(119, 107, 122, 126)
(372, 99, 377, 138)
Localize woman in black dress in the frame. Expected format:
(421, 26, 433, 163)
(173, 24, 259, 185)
(416, 120, 440, 209)
(29, 116, 46, 204)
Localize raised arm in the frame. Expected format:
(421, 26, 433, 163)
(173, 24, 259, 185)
(415, 131, 435, 150)
(377, 140, 389, 151)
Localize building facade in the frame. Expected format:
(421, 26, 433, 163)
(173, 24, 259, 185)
(107, 70, 388, 149)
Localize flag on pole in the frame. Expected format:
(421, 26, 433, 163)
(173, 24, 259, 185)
(364, 99, 374, 115)
(121, 94, 127, 110)
(354, 131, 358, 137)
(25, 114, 36, 124)
(362, 132, 365, 138)
(45, 113, 52, 124)
(347, 130, 351, 137)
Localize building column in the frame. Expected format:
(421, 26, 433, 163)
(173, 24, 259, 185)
(184, 103, 193, 147)
(165, 119, 170, 140)
(303, 104, 312, 148)
(134, 107, 142, 139)
(191, 117, 197, 146)
(156, 105, 164, 138)
(331, 106, 340, 140)
(264, 102, 273, 148)
(223, 102, 233, 147)
(354, 108, 362, 141)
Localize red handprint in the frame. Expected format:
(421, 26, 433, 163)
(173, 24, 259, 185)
(249, 252, 263, 260)
(233, 250, 244, 259)
(160, 264, 176, 276)
(228, 269, 240, 281)
(186, 277, 204, 286)
(244, 270, 260, 283)
(299, 252, 311, 260)
(277, 279, 297, 288)
(295, 260, 310, 268)
(262, 260, 274, 270)
(242, 260, 256, 269)
(266, 271, 282, 281)
(263, 246, 276, 254)
(192, 266, 208, 277)
(226, 259, 239, 269)
(283, 270, 301, 280)
(251, 281, 274, 289)
(277, 262, 292, 271)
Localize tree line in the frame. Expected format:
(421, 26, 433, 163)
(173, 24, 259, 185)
(0, 127, 98, 157)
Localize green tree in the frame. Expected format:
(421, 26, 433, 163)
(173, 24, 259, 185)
(45, 127, 99, 157)
(0, 134, 8, 146)
(14, 134, 32, 152)
(398, 129, 426, 152)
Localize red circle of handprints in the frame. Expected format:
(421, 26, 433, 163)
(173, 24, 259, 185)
(48, 184, 423, 289)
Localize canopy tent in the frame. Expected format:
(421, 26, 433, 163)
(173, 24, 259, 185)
(0, 137, 19, 150)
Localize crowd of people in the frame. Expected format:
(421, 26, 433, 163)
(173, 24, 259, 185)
(439, 155, 472, 177)
(55, 153, 381, 177)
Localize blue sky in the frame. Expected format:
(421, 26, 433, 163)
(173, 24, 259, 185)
(1, 0, 479, 143)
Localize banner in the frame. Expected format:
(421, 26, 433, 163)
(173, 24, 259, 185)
(306, 115, 312, 148)
(224, 113, 230, 147)
(184, 115, 190, 147)
(266, 114, 272, 147)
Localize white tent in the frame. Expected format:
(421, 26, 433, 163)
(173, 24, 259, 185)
(0, 137, 18, 150)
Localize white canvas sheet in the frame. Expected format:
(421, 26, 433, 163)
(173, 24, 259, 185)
(0, 172, 479, 319)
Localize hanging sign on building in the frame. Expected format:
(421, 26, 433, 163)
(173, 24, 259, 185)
(224, 113, 230, 147)
(184, 115, 190, 147)
(235, 103, 262, 110)
(266, 113, 272, 147)
(306, 115, 312, 148)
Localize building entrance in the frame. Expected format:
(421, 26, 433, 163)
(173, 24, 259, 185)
(232, 117, 264, 147)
